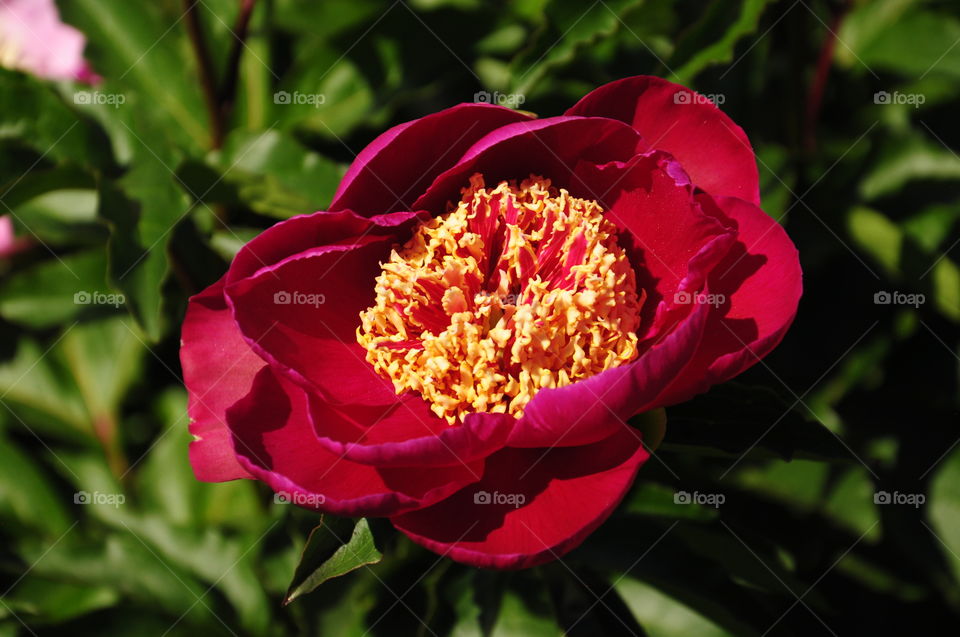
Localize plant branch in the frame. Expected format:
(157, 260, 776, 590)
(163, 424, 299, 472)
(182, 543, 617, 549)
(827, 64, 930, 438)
(183, 0, 225, 149)
(219, 0, 258, 119)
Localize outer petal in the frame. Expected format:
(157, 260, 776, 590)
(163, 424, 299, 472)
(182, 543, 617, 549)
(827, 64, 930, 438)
(655, 194, 803, 406)
(390, 425, 650, 570)
(225, 233, 404, 406)
(226, 366, 484, 517)
(412, 116, 646, 213)
(573, 151, 736, 342)
(507, 301, 709, 448)
(180, 277, 258, 482)
(330, 104, 534, 215)
(225, 208, 424, 284)
(222, 209, 425, 407)
(566, 76, 760, 204)
(309, 397, 514, 467)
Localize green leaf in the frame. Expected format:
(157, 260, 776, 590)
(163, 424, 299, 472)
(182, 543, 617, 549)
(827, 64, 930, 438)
(0, 580, 119, 626)
(0, 248, 116, 329)
(839, 5, 960, 78)
(508, 0, 645, 96)
(671, 0, 776, 84)
(60, 0, 210, 149)
(97, 150, 191, 342)
(657, 383, 851, 463)
(615, 578, 732, 637)
(0, 70, 113, 168)
(0, 336, 90, 440)
(285, 517, 383, 604)
(0, 432, 72, 536)
(860, 136, 960, 200)
(217, 130, 345, 218)
(929, 446, 960, 586)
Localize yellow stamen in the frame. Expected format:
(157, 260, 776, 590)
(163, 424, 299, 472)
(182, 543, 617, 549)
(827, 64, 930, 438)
(357, 174, 643, 424)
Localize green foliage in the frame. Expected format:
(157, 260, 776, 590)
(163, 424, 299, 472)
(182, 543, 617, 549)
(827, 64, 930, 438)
(1, 0, 959, 635)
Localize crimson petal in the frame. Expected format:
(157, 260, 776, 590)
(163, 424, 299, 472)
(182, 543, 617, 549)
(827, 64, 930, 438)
(391, 425, 650, 570)
(227, 366, 484, 517)
(655, 194, 802, 405)
(180, 276, 259, 482)
(412, 116, 646, 214)
(330, 103, 534, 215)
(567, 76, 760, 204)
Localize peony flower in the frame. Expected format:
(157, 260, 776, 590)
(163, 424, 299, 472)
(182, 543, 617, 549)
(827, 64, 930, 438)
(0, 0, 99, 83)
(181, 76, 802, 569)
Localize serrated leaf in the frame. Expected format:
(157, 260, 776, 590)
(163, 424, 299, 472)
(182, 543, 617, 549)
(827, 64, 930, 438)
(285, 517, 383, 604)
(671, 0, 776, 84)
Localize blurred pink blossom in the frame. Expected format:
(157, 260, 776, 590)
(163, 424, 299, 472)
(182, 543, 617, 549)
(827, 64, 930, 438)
(0, 215, 29, 259)
(0, 0, 99, 83)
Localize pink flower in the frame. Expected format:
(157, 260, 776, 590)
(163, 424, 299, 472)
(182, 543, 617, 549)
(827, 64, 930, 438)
(0, 0, 99, 83)
(0, 215, 28, 259)
(181, 76, 802, 569)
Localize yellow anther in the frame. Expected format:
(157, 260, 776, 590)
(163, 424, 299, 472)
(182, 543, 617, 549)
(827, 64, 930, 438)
(357, 174, 642, 424)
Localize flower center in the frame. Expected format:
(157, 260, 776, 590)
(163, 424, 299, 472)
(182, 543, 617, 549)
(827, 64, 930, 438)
(357, 173, 643, 424)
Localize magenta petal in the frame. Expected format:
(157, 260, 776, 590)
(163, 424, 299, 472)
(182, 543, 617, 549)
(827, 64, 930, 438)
(330, 104, 534, 215)
(227, 366, 484, 517)
(575, 151, 736, 342)
(412, 116, 646, 213)
(567, 76, 760, 204)
(226, 208, 424, 284)
(391, 425, 650, 570)
(310, 396, 514, 467)
(223, 209, 425, 406)
(507, 301, 709, 448)
(656, 194, 803, 406)
(225, 235, 402, 406)
(180, 277, 259, 482)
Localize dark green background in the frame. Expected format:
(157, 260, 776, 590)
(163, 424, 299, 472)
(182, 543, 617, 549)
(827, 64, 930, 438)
(1, 0, 958, 635)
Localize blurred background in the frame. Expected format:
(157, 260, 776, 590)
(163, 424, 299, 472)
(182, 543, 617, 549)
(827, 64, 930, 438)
(0, 0, 959, 635)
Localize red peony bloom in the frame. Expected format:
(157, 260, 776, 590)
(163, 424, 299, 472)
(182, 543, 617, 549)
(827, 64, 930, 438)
(181, 76, 802, 569)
